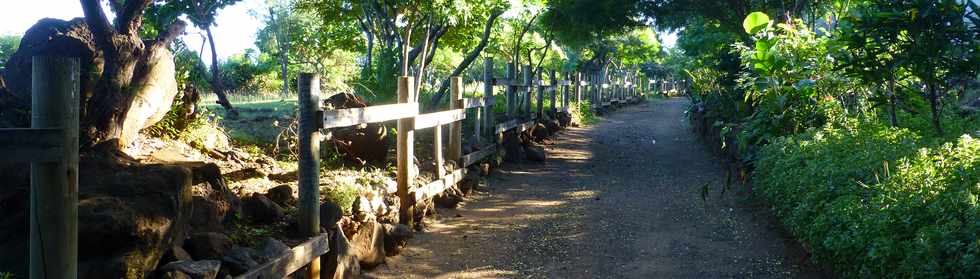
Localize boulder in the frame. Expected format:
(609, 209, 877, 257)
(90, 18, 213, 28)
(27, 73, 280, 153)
(185, 233, 233, 260)
(545, 119, 561, 134)
(531, 123, 551, 141)
(525, 145, 546, 162)
(160, 270, 192, 279)
(187, 163, 240, 226)
(322, 229, 361, 279)
(242, 193, 285, 223)
(0, 145, 197, 279)
(265, 184, 296, 207)
(557, 112, 572, 127)
(320, 201, 344, 230)
(189, 196, 225, 233)
(255, 237, 290, 261)
(219, 246, 259, 275)
(352, 194, 386, 222)
(382, 223, 412, 256)
(325, 93, 390, 166)
(350, 220, 386, 269)
(76, 156, 194, 278)
(434, 186, 464, 209)
(501, 130, 525, 163)
(161, 246, 194, 264)
(158, 260, 221, 279)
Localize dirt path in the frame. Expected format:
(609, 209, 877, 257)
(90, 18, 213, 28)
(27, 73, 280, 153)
(368, 98, 828, 278)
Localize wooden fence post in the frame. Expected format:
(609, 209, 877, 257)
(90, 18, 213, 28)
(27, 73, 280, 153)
(29, 56, 79, 279)
(523, 65, 532, 119)
(483, 58, 494, 144)
(575, 73, 582, 105)
(506, 63, 516, 118)
(536, 69, 544, 120)
(448, 77, 463, 169)
(599, 71, 606, 108)
(550, 70, 557, 115)
(397, 76, 416, 228)
(297, 73, 321, 279)
(562, 72, 570, 112)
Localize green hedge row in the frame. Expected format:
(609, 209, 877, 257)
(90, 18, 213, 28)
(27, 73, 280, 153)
(754, 122, 980, 278)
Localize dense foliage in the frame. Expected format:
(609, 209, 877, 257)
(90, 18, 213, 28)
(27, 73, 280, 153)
(675, 1, 980, 277)
(0, 35, 18, 67)
(755, 118, 979, 277)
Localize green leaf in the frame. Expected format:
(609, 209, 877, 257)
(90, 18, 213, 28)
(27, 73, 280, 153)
(743, 12, 770, 34)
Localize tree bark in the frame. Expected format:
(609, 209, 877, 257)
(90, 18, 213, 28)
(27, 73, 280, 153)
(205, 26, 235, 113)
(269, 7, 290, 97)
(887, 78, 898, 127)
(80, 0, 186, 146)
(426, 11, 503, 109)
(927, 83, 944, 134)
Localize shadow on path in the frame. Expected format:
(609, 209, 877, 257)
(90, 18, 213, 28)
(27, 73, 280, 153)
(368, 98, 829, 279)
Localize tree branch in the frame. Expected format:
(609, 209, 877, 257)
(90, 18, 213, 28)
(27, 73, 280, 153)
(148, 20, 188, 51)
(426, 10, 504, 109)
(117, 0, 152, 36)
(80, 0, 115, 48)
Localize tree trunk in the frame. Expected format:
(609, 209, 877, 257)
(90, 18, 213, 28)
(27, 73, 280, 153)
(80, 0, 188, 147)
(927, 83, 943, 135)
(426, 11, 503, 109)
(205, 26, 235, 113)
(887, 78, 898, 127)
(269, 7, 289, 98)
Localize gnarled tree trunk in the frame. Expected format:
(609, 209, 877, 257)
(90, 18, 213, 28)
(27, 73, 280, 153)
(80, 0, 186, 148)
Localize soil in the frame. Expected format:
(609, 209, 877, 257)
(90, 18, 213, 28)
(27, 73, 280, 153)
(367, 98, 832, 278)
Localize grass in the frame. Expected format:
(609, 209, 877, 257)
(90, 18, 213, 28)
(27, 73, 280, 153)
(206, 99, 298, 155)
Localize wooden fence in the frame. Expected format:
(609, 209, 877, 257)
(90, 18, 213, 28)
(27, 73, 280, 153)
(265, 58, 653, 278)
(0, 56, 667, 279)
(0, 56, 80, 279)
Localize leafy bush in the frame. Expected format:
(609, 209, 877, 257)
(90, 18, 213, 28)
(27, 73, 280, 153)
(570, 100, 599, 125)
(755, 121, 980, 278)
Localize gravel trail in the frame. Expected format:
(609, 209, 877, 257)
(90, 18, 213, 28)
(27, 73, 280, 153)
(368, 98, 829, 278)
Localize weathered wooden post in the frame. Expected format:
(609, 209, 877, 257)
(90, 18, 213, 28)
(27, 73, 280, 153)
(505, 62, 516, 118)
(29, 56, 79, 279)
(297, 73, 321, 278)
(536, 69, 544, 120)
(483, 58, 496, 144)
(561, 72, 569, 112)
(523, 65, 532, 119)
(599, 71, 606, 108)
(575, 72, 582, 106)
(397, 76, 416, 228)
(550, 70, 558, 115)
(448, 76, 463, 170)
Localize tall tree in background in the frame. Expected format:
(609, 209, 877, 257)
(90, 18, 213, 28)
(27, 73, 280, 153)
(297, 0, 506, 103)
(842, 0, 980, 134)
(151, 0, 242, 113)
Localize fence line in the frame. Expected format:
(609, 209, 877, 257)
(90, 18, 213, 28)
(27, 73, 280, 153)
(0, 56, 686, 279)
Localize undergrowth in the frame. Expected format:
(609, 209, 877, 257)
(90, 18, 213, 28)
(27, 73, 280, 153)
(569, 100, 599, 125)
(754, 118, 980, 278)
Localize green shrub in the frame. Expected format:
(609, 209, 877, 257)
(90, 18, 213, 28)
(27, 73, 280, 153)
(755, 121, 980, 278)
(570, 101, 599, 125)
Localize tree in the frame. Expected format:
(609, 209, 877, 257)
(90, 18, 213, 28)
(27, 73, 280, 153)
(80, 0, 187, 146)
(0, 35, 19, 67)
(844, 0, 980, 134)
(297, 0, 506, 103)
(148, 0, 242, 113)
